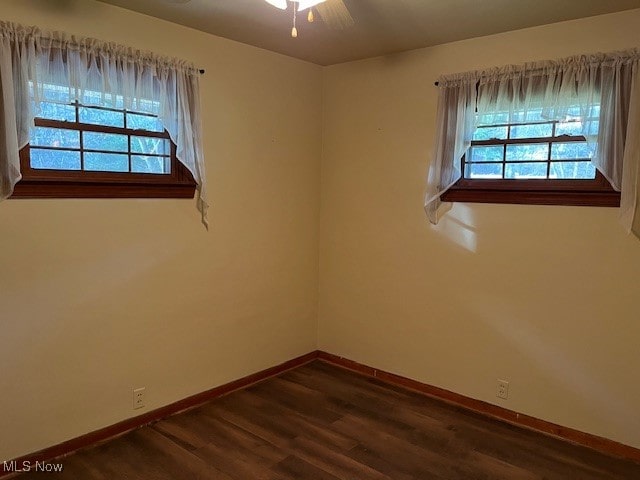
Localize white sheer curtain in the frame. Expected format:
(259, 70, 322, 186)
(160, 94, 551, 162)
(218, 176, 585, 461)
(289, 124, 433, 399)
(424, 49, 640, 239)
(0, 23, 31, 201)
(0, 21, 208, 226)
(424, 73, 478, 223)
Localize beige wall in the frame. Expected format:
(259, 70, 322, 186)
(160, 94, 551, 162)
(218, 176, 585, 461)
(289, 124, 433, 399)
(2, 0, 640, 462)
(0, 0, 321, 461)
(319, 9, 640, 449)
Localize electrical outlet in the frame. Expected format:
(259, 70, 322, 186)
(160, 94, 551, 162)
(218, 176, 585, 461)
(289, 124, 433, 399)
(497, 379, 509, 400)
(133, 387, 145, 409)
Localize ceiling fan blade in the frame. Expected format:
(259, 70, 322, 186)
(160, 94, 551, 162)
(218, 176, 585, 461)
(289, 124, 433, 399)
(316, 0, 354, 30)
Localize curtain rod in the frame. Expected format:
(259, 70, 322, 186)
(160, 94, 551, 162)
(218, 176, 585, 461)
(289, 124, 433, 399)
(433, 48, 639, 88)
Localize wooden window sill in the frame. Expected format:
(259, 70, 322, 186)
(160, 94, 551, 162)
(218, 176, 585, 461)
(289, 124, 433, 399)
(11, 179, 196, 199)
(441, 187, 620, 207)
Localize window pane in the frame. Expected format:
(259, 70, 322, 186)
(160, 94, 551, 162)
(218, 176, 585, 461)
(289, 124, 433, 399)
(472, 126, 508, 141)
(477, 112, 509, 125)
(135, 99, 161, 116)
(510, 123, 553, 139)
(550, 162, 596, 179)
(505, 163, 547, 178)
(79, 107, 124, 128)
(566, 106, 582, 117)
(585, 120, 600, 136)
(551, 142, 592, 160)
(83, 132, 128, 152)
(127, 113, 163, 132)
(30, 149, 81, 170)
(556, 121, 583, 137)
(80, 91, 124, 109)
(39, 83, 72, 103)
(465, 163, 503, 179)
(556, 120, 599, 137)
(469, 145, 503, 162)
(131, 155, 170, 174)
(511, 108, 545, 123)
(31, 127, 80, 149)
(84, 152, 129, 172)
(36, 102, 76, 122)
(131, 136, 170, 155)
(505, 143, 548, 161)
(566, 105, 600, 118)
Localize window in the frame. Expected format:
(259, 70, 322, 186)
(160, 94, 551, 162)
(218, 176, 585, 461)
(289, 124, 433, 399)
(441, 107, 620, 207)
(0, 23, 207, 224)
(425, 50, 640, 235)
(11, 85, 196, 199)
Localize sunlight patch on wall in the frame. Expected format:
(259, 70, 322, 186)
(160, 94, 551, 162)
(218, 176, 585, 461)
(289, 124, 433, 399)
(431, 203, 477, 252)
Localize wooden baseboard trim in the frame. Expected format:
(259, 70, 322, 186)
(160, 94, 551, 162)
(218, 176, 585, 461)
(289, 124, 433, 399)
(317, 351, 640, 464)
(5, 349, 639, 476)
(1, 351, 319, 478)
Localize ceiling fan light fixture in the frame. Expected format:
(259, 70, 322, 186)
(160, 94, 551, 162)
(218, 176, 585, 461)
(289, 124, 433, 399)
(294, 0, 326, 11)
(265, 0, 287, 9)
(264, 0, 329, 38)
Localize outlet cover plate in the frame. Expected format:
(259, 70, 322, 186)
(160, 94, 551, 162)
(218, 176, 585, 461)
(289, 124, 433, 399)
(133, 387, 146, 409)
(497, 379, 509, 400)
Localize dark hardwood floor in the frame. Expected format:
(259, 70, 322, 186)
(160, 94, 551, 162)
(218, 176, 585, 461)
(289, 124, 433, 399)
(18, 361, 640, 479)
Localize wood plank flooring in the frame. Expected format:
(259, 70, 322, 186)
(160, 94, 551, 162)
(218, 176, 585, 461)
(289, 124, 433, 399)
(18, 361, 640, 479)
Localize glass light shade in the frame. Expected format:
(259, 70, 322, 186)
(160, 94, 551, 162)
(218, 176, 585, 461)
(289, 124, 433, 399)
(265, 0, 287, 9)
(294, 0, 326, 10)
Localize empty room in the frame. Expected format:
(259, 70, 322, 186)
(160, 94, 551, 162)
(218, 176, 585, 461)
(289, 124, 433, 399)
(1, 0, 640, 478)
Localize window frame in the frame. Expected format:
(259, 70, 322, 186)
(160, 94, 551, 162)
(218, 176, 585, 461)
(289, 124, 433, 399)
(11, 105, 196, 200)
(442, 173, 620, 207)
(441, 118, 621, 207)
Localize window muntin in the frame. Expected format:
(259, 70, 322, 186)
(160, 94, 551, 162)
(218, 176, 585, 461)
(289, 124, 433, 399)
(442, 105, 620, 207)
(30, 98, 171, 175)
(12, 84, 196, 199)
(465, 107, 599, 181)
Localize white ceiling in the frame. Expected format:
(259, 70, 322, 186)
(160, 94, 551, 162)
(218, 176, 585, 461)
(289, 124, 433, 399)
(95, 0, 640, 65)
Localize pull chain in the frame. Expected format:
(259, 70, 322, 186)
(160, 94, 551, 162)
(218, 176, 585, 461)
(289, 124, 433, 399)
(291, 3, 298, 37)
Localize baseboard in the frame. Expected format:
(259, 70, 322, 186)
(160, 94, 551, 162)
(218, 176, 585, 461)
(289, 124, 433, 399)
(4, 349, 639, 476)
(317, 351, 640, 464)
(0, 351, 319, 478)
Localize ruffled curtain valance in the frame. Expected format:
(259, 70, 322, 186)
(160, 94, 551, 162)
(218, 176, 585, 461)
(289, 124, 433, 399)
(424, 49, 640, 238)
(0, 21, 208, 225)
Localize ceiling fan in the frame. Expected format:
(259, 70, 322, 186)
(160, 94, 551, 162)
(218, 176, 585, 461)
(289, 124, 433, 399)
(264, 0, 354, 37)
